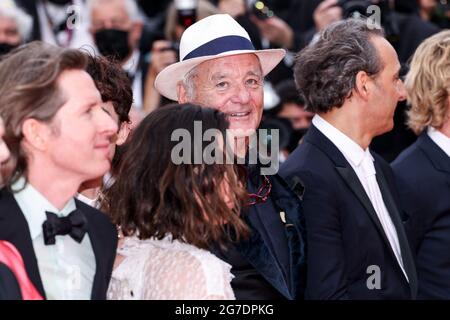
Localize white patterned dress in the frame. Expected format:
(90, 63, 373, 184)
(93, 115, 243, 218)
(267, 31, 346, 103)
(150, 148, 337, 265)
(107, 235, 235, 300)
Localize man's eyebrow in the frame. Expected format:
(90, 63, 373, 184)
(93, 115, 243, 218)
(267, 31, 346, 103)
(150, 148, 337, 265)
(247, 70, 262, 77)
(82, 101, 98, 110)
(210, 72, 230, 81)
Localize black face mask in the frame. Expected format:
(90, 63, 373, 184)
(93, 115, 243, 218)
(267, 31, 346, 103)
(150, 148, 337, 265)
(47, 0, 72, 5)
(0, 43, 18, 56)
(94, 29, 131, 62)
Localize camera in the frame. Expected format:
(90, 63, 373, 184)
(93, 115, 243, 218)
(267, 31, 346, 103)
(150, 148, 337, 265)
(336, 0, 401, 44)
(336, 0, 373, 18)
(250, 1, 275, 20)
(175, 0, 198, 28)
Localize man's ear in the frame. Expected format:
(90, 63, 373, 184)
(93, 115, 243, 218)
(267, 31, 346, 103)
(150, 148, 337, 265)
(177, 82, 188, 103)
(116, 122, 131, 146)
(21, 118, 51, 151)
(355, 70, 370, 101)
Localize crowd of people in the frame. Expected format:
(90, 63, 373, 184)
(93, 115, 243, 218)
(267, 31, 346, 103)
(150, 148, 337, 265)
(0, 0, 448, 300)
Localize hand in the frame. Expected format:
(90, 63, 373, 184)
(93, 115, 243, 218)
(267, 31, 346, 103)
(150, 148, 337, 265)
(250, 15, 294, 49)
(313, 0, 343, 31)
(149, 40, 177, 75)
(218, 0, 246, 18)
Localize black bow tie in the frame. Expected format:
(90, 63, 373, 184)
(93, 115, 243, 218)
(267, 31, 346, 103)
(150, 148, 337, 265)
(42, 209, 88, 245)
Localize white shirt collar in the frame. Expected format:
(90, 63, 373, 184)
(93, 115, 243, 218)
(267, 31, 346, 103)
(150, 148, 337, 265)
(427, 126, 450, 157)
(312, 114, 374, 167)
(12, 177, 76, 240)
(76, 192, 99, 209)
(122, 49, 140, 75)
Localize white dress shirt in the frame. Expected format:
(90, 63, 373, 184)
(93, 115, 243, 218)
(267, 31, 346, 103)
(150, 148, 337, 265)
(428, 126, 450, 157)
(312, 115, 408, 281)
(122, 49, 143, 110)
(36, 0, 95, 50)
(12, 178, 96, 300)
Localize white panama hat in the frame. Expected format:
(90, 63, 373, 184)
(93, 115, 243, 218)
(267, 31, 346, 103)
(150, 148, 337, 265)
(154, 14, 286, 101)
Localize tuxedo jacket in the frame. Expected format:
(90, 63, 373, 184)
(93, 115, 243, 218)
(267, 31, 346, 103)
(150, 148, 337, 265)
(0, 262, 22, 300)
(214, 164, 306, 300)
(0, 188, 117, 300)
(392, 132, 450, 299)
(280, 125, 418, 299)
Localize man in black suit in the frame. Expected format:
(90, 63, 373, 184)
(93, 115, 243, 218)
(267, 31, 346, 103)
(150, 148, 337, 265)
(391, 30, 450, 299)
(0, 41, 118, 299)
(280, 18, 417, 299)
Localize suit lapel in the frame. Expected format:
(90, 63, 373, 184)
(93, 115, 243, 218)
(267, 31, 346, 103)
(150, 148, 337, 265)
(374, 162, 418, 298)
(75, 200, 104, 300)
(307, 127, 396, 257)
(0, 189, 46, 298)
(306, 126, 410, 286)
(335, 166, 389, 240)
(235, 210, 292, 299)
(418, 133, 450, 176)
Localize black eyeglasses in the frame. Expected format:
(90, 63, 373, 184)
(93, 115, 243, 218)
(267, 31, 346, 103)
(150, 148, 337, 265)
(247, 175, 272, 206)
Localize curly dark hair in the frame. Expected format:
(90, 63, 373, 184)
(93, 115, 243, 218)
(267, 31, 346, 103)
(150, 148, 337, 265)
(85, 54, 132, 124)
(100, 103, 250, 249)
(294, 18, 384, 113)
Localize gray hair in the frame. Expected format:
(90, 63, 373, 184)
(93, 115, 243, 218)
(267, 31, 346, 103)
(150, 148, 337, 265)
(0, 4, 33, 42)
(180, 66, 199, 101)
(294, 18, 385, 113)
(87, 0, 142, 22)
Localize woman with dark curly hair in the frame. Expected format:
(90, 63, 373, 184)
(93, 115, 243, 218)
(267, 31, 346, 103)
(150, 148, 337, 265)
(104, 103, 249, 300)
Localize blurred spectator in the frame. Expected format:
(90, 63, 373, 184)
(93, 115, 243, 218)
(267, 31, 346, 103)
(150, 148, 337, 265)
(0, 1, 32, 55)
(142, 0, 220, 114)
(418, 0, 450, 29)
(262, 80, 314, 161)
(136, 0, 171, 29)
(15, 0, 94, 49)
(87, 0, 146, 116)
(274, 80, 314, 131)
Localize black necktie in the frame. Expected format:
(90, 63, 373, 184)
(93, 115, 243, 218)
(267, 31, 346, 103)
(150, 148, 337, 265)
(42, 209, 88, 245)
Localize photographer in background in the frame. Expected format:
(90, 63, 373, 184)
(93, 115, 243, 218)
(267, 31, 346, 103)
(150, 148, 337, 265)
(142, 0, 219, 114)
(15, 0, 93, 49)
(418, 0, 450, 29)
(262, 80, 314, 162)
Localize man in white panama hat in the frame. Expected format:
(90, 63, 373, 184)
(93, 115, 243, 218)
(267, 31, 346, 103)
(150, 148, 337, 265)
(155, 14, 306, 300)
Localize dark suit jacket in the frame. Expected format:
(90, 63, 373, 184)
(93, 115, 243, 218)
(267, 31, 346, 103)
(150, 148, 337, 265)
(392, 132, 450, 299)
(0, 262, 22, 300)
(0, 188, 117, 300)
(212, 163, 306, 300)
(280, 125, 417, 299)
(232, 169, 306, 300)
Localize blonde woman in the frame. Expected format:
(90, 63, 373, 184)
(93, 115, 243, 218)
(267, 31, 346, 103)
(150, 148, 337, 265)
(392, 30, 450, 299)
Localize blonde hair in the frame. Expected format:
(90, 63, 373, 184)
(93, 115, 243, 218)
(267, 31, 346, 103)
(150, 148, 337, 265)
(405, 30, 450, 135)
